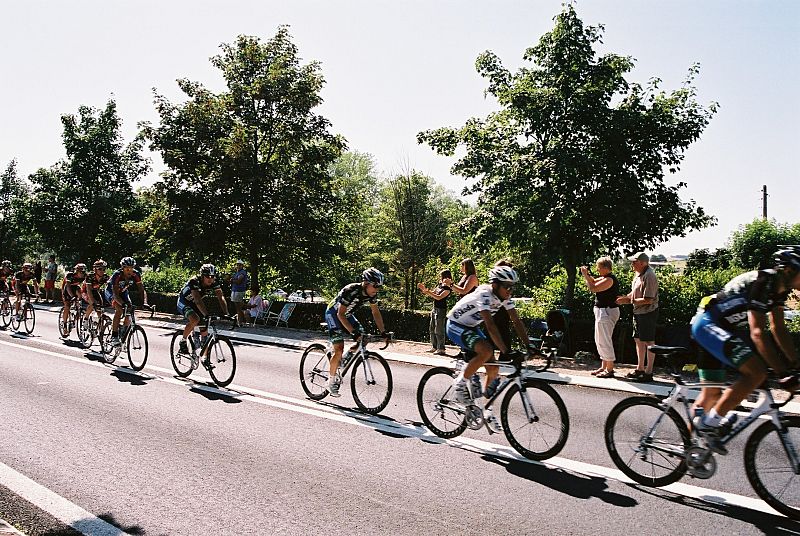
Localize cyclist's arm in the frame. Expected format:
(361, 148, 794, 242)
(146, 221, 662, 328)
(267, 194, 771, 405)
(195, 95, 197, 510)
(214, 288, 229, 316)
(769, 308, 800, 367)
(85, 285, 94, 305)
(479, 310, 509, 355)
(749, 310, 787, 374)
(136, 282, 148, 305)
(369, 302, 386, 334)
(336, 303, 357, 336)
(191, 289, 208, 316)
(507, 308, 532, 348)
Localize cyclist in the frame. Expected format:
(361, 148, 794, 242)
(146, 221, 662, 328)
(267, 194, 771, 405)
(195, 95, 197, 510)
(691, 246, 800, 453)
(104, 257, 148, 346)
(176, 263, 229, 356)
(60, 263, 87, 329)
(446, 265, 534, 432)
(0, 260, 14, 295)
(12, 262, 39, 318)
(324, 267, 389, 397)
(82, 259, 109, 330)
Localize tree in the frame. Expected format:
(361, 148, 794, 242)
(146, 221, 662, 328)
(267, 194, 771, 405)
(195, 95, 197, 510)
(0, 160, 36, 261)
(729, 218, 800, 269)
(146, 28, 345, 291)
(418, 5, 716, 305)
(26, 100, 150, 264)
(685, 247, 733, 273)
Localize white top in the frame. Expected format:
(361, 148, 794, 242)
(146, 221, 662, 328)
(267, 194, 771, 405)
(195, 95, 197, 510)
(446, 284, 515, 327)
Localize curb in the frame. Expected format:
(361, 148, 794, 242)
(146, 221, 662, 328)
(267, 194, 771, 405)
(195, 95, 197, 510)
(0, 519, 24, 535)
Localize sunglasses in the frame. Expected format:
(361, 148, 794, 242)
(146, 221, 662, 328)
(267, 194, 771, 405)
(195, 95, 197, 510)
(499, 282, 515, 291)
(371, 283, 383, 289)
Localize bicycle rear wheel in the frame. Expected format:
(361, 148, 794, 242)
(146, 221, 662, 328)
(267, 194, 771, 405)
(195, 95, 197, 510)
(299, 344, 330, 400)
(745, 415, 800, 520)
(126, 325, 148, 371)
(0, 298, 11, 328)
(22, 303, 35, 334)
(350, 351, 393, 414)
(501, 379, 569, 460)
(169, 332, 195, 377)
(416, 367, 468, 439)
(206, 336, 236, 387)
(604, 396, 690, 487)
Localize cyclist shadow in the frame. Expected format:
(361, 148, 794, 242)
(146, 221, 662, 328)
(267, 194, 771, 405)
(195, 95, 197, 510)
(632, 485, 800, 534)
(187, 384, 243, 404)
(109, 369, 152, 387)
(481, 455, 637, 508)
(40, 512, 144, 535)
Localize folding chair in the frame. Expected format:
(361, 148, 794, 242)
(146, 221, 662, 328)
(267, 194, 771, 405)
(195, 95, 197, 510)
(268, 302, 297, 327)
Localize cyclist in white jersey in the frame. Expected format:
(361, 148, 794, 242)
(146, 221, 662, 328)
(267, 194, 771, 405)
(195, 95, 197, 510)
(446, 265, 534, 430)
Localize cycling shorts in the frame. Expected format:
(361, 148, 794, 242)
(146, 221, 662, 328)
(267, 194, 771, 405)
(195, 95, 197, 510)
(324, 308, 362, 344)
(104, 289, 131, 308)
(83, 289, 106, 308)
(446, 319, 486, 354)
(176, 298, 204, 321)
(63, 286, 80, 302)
(14, 281, 32, 297)
(691, 311, 756, 372)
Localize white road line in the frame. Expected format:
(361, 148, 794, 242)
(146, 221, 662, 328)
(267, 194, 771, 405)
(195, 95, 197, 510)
(0, 336, 788, 520)
(0, 462, 128, 536)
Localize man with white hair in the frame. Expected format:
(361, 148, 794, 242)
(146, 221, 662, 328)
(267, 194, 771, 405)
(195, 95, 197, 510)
(616, 252, 659, 382)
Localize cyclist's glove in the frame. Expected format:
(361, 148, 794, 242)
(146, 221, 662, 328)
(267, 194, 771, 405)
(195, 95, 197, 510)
(351, 330, 362, 341)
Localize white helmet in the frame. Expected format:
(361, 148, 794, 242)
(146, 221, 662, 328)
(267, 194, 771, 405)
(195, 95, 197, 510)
(488, 266, 519, 284)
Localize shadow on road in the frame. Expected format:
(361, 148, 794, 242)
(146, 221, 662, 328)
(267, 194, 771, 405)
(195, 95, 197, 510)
(110, 368, 152, 386)
(482, 455, 638, 508)
(41, 511, 144, 535)
(188, 385, 243, 403)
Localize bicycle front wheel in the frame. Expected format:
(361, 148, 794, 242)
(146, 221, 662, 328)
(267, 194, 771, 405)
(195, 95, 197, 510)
(350, 351, 393, 414)
(126, 325, 149, 371)
(745, 415, 800, 520)
(416, 367, 467, 439)
(299, 344, 330, 400)
(22, 303, 35, 334)
(604, 396, 690, 487)
(206, 337, 236, 387)
(78, 315, 94, 349)
(57, 306, 70, 338)
(500, 379, 569, 460)
(169, 332, 195, 377)
(10, 308, 20, 331)
(0, 298, 11, 328)
(98, 320, 119, 364)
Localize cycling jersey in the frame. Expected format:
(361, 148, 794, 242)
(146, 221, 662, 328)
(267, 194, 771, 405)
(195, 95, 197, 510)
(105, 268, 141, 296)
(446, 284, 515, 328)
(326, 283, 377, 317)
(706, 270, 789, 330)
(82, 273, 110, 304)
(178, 275, 221, 304)
(13, 270, 36, 285)
(62, 271, 86, 294)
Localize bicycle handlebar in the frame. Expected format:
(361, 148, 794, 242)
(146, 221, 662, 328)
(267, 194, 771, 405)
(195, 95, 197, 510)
(359, 332, 394, 350)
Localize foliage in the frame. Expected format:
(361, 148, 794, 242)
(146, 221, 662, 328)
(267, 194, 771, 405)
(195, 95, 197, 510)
(729, 218, 800, 269)
(141, 263, 194, 293)
(24, 99, 150, 265)
(0, 160, 38, 261)
(685, 247, 732, 273)
(145, 28, 345, 292)
(418, 5, 716, 307)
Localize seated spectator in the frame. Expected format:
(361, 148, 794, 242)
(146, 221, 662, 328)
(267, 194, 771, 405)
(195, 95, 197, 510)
(242, 285, 266, 324)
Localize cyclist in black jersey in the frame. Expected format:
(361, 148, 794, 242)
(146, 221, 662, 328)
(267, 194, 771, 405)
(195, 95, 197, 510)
(13, 263, 38, 317)
(61, 263, 87, 329)
(323, 267, 389, 397)
(82, 259, 110, 329)
(690, 246, 800, 452)
(176, 263, 229, 355)
(0, 260, 14, 295)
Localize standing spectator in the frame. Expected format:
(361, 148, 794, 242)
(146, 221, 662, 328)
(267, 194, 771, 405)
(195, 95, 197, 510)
(451, 258, 478, 296)
(616, 252, 659, 382)
(230, 260, 249, 325)
(33, 261, 43, 302)
(44, 255, 58, 303)
(418, 269, 453, 355)
(581, 256, 620, 378)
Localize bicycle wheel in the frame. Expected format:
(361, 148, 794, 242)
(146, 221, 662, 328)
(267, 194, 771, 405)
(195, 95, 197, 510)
(169, 332, 195, 377)
(126, 325, 148, 371)
(78, 315, 94, 349)
(350, 351, 393, 414)
(57, 306, 70, 338)
(500, 379, 569, 460)
(604, 396, 690, 487)
(299, 343, 330, 400)
(0, 298, 11, 328)
(10, 306, 20, 331)
(206, 336, 236, 387)
(98, 320, 119, 364)
(416, 367, 468, 439)
(22, 303, 35, 334)
(744, 415, 800, 520)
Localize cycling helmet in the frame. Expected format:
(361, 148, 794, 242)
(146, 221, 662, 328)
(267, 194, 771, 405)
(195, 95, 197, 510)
(200, 263, 217, 277)
(74, 263, 86, 271)
(488, 265, 519, 284)
(93, 259, 107, 269)
(120, 257, 136, 268)
(22, 262, 33, 269)
(362, 267, 385, 286)
(2, 260, 10, 268)
(775, 245, 800, 272)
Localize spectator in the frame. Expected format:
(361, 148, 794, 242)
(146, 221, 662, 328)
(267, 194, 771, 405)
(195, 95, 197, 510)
(242, 283, 266, 324)
(230, 260, 249, 325)
(616, 252, 659, 382)
(33, 261, 43, 302)
(581, 256, 620, 378)
(418, 269, 453, 355)
(451, 258, 478, 296)
(44, 255, 58, 303)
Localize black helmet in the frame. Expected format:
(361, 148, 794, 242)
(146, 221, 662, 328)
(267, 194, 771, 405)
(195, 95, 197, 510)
(775, 245, 800, 272)
(200, 263, 217, 277)
(362, 267, 385, 286)
(120, 256, 136, 268)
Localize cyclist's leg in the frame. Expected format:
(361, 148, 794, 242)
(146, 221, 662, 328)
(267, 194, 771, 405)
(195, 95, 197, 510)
(13, 283, 21, 314)
(61, 289, 72, 324)
(324, 310, 353, 378)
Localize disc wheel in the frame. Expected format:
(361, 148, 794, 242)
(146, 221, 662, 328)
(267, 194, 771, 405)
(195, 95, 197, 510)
(500, 379, 569, 460)
(416, 367, 467, 439)
(126, 325, 148, 371)
(299, 344, 330, 400)
(206, 337, 236, 387)
(170, 332, 196, 378)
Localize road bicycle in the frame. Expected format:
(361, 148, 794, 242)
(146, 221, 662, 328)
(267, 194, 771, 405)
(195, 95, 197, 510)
(9, 288, 36, 334)
(416, 336, 570, 460)
(58, 297, 84, 340)
(99, 302, 155, 371)
(77, 305, 112, 350)
(299, 328, 394, 414)
(170, 315, 239, 387)
(604, 345, 800, 520)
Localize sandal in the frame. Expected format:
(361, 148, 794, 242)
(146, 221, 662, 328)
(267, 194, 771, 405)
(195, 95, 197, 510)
(596, 370, 615, 378)
(590, 367, 605, 376)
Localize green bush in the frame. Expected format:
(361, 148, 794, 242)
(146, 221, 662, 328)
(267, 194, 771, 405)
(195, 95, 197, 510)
(142, 264, 194, 294)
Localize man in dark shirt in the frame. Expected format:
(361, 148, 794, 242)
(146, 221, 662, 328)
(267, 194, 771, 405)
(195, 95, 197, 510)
(418, 269, 453, 355)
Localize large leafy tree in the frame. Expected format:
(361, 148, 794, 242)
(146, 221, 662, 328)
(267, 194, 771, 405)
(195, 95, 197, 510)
(0, 160, 36, 261)
(418, 6, 716, 305)
(729, 218, 800, 269)
(146, 28, 345, 289)
(26, 100, 150, 264)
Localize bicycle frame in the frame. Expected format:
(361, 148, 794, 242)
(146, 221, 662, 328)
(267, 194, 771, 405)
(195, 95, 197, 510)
(326, 334, 390, 381)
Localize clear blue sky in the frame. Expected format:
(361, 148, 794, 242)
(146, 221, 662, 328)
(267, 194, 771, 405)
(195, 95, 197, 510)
(2, 0, 798, 256)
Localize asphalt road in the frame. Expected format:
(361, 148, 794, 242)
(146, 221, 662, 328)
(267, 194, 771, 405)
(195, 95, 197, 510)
(0, 308, 797, 535)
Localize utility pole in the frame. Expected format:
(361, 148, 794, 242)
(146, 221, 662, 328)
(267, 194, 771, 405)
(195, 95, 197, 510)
(762, 185, 768, 219)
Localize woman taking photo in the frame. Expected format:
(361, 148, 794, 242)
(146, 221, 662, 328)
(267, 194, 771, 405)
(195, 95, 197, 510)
(580, 256, 620, 378)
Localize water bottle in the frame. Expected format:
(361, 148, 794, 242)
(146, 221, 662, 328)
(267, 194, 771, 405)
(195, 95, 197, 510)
(692, 407, 704, 429)
(341, 351, 353, 368)
(470, 374, 483, 400)
(193, 331, 202, 349)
